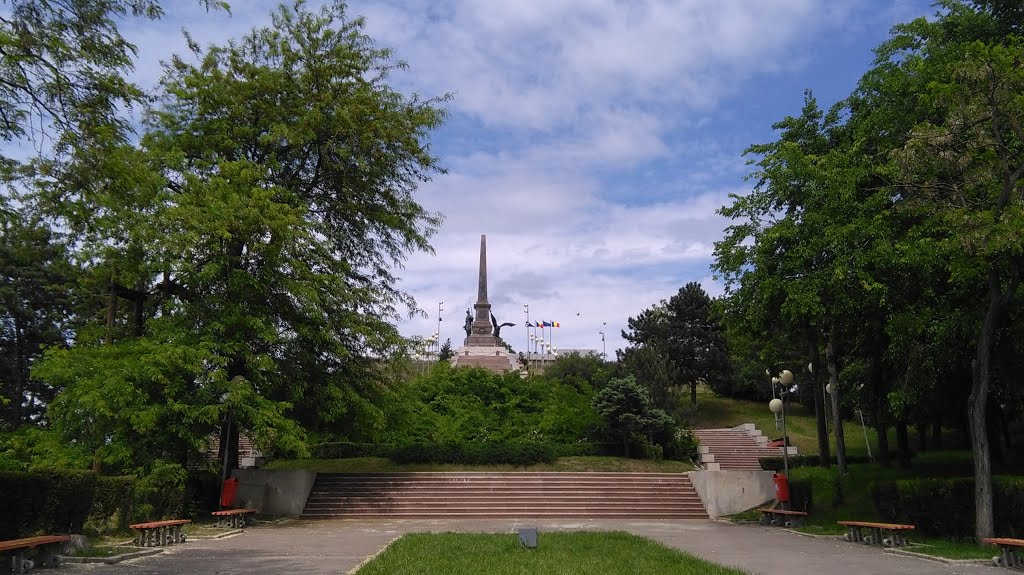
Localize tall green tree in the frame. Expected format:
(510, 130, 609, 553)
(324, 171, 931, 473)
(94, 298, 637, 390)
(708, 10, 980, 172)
(0, 212, 73, 428)
(622, 282, 732, 406)
(32, 0, 450, 477)
(868, 17, 1024, 538)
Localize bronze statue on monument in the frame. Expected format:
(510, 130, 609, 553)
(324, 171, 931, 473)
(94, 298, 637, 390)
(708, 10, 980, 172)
(491, 313, 515, 339)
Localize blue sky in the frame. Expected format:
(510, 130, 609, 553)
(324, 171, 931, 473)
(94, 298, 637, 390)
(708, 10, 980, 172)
(107, 1, 935, 355)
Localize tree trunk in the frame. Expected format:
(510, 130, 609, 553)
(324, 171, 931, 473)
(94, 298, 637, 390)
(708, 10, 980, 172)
(917, 424, 928, 452)
(896, 421, 910, 467)
(106, 277, 118, 345)
(876, 419, 890, 468)
(968, 270, 1002, 543)
(826, 334, 847, 475)
(810, 340, 830, 467)
(690, 381, 697, 405)
(11, 320, 26, 428)
(133, 280, 145, 337)
(933, 417, 943, 449)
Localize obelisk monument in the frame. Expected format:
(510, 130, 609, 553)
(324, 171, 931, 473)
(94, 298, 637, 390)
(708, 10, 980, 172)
(465, 234, 500, 346)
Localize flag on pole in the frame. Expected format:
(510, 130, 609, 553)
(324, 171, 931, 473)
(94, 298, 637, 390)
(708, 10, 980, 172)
(552, 322, 560, 328)
(526, 321, 534, 327)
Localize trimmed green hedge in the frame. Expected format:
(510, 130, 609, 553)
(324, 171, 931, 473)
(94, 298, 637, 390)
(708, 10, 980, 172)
(311, 441, 690, 462)
(788, 480, 813, 513)
(871, 476, 1024, 538)
(389, 443, 557, 466)
(0, 470, 96, 539)
(86, 476, 134, 534)
(311, 442, 392, 459)
(759, 455, 883, 471)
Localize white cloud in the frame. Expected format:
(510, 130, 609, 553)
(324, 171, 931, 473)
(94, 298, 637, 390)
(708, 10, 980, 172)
(27, 0, 929, 357)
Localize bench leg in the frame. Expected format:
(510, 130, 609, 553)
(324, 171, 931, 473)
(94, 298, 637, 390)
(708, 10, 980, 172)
(37, 544, 62, 568)
(11, 551, 28, 575)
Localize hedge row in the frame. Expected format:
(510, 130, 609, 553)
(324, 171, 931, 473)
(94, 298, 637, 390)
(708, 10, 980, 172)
(310, 441, 681, 462)
(389, 443, 557, 466)
(0, 470, 98, 539)
(871, 476, 1024, 538)
(788, 480, 813, 513)
(758, 455, 882, 472)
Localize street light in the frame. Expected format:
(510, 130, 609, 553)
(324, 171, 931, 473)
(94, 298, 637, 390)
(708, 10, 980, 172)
(437, 301, 443, 355)
(598, 331, 606, 360)
(769, 369, 793, 479)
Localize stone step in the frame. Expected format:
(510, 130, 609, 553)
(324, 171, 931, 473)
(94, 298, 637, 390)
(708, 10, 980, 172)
(301, 472, 707, 519)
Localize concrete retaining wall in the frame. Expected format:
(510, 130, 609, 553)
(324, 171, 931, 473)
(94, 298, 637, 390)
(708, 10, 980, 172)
(231, 469, 317, 517)
(688, 470, 775, 518)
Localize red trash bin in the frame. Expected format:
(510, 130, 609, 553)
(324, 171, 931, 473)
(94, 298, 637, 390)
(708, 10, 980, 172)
(773, 473, 790, 503)
(220, 477, 239, 508)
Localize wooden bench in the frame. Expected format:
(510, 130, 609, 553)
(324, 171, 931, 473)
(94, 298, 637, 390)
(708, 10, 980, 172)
(758, 508, 808, 527)
(838, 520, 915, 547)
(984, 537, 1024, 570)
(129, 519, 191, 547)
(212, 508, 257, 529)
(0, 535, 71, 574)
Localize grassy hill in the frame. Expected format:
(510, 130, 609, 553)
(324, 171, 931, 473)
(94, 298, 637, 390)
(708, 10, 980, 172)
(686, 384, 966, 458)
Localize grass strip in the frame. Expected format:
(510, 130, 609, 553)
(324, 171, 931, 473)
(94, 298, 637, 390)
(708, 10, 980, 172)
(356, 531, 746, 575)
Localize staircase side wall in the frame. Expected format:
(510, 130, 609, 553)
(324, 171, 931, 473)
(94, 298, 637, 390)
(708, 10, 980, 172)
(232, 469, 317, 516)
(688, 470, 775, 518)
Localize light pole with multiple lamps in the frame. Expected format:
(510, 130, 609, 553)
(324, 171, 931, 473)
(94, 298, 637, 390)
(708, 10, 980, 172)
(768, 369, 794, 479)
(598, 330, 606, 360)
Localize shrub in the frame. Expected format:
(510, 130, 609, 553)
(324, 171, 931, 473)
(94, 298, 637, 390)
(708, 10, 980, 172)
(132, 462, 187, 521)
(871, 476, 1024, 537)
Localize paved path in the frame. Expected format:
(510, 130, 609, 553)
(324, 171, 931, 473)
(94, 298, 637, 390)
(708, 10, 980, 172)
(65, 519, 991, 575)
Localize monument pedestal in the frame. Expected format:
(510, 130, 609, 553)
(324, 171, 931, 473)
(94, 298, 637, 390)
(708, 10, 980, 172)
(452, 345, 519, 373)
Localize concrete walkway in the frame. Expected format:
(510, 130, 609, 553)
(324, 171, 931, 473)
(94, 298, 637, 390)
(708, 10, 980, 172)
(65, 519, 992, 575)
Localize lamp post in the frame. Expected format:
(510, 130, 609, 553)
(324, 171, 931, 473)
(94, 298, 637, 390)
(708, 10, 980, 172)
(598, 331, 606, 360)
(437, 301, 443, 353)
(769, 369, 794, 479)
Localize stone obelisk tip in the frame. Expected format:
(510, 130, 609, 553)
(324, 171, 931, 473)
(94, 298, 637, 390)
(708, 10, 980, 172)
(477, 234, 487, 303)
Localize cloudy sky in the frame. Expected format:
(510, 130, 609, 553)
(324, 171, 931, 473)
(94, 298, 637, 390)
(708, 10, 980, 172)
(120, 0, 933, 357)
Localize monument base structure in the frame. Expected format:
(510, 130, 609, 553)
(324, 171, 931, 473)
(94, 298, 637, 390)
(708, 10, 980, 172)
(451, 345, 519, 374)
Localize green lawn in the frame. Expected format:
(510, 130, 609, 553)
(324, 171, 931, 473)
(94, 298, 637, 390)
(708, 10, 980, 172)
(265, 456, 695, 473)
(356, 532, 746, 575)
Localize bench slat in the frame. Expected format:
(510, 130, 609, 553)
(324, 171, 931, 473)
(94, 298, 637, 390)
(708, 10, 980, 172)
(212, 508, 257, 516)
(985, 538, 1024, 547)
(838, 521, 914, 530)
(130, 519, 191, 529)
(758, 508, 807, 516)
(0, 535, 71, 553)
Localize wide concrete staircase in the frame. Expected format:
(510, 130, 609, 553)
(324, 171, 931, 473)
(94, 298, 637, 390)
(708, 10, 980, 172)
(300, 472, 707, 519)
(694, 425, 795, 471)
